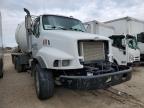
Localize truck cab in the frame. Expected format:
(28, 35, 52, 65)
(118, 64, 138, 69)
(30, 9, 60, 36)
(12, 9, 132, 100)
(104, 17, 143, 63)
(109, 34, 140, 66)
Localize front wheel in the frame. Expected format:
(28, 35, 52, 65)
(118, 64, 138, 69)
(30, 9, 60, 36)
(34, 64, 54, 100)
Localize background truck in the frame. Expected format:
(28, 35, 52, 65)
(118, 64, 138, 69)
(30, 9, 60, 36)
(104, 17, 144, 62)
(84, 20, 140, 66)
(0, 12, 3, 78)
(11, 8, 132, 100)
(84, 20, 115, 37)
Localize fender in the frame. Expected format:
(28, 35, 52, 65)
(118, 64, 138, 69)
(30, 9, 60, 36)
(35, 56, 47, 68)
(113, 59, 118, 65)
(35, 47, 80, 69)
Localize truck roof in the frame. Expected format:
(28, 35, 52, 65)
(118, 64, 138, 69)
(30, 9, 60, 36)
(104, 16, 144, 24)
(84, 20, 115, 29)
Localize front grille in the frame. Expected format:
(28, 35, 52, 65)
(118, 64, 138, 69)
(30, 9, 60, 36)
(134, 56, 140, 61)
(78, 41, 105, 62)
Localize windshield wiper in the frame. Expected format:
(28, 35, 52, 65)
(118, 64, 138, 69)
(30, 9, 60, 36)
(45, 25, 68, 30)
(52, 26, 68, 30)
(69, 28, 84, 32)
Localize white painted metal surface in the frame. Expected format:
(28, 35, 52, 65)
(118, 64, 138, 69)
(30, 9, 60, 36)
(105, 17, 144, 35)
(84, 21, 115, 37)
(105, 19, 128, 34)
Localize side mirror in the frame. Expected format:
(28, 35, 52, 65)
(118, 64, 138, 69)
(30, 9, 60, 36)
(35, 24, 40, 38)
(33, 20, 40, 38)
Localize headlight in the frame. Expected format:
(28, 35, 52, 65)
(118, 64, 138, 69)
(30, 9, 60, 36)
(129, 55, 134, 62)
(62, 60, 70, 66)
(53, 60, 70, 67)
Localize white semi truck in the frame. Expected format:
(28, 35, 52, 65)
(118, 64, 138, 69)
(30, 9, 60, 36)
(84, 20, 140, 66)
(0, 12, 3, 78)
(104, 17, 143, 62)
(12, 9, 132, 100)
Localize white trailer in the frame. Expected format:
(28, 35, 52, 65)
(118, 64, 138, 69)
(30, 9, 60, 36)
(84, 20, 140, 66)
(84, 20, 115, 36)
(12, 8, 132, 100)
(0, 12, 3, 78)
(104, 17, 144, 61)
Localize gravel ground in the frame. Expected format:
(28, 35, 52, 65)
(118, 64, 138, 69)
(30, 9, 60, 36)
(0, 53, 144, 108)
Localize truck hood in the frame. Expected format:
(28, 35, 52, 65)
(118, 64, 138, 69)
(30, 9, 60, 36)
(42, 30, 110, 41)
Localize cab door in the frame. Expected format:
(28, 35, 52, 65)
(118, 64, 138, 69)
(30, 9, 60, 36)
(110, 36, 127, 65)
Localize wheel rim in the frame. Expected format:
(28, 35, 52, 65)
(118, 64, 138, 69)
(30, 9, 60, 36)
(35, 70, 40, 95)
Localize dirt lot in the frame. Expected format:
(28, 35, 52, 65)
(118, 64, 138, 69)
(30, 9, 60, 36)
(0, 54, 144, 108)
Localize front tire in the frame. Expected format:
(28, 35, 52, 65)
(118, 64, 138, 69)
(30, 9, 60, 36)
(35, 64, 54, 100)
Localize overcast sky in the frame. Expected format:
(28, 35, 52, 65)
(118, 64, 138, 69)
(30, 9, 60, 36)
(1, 0, 144, 47)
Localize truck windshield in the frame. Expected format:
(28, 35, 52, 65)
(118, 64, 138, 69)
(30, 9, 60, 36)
(42, 15, 86, 32)
(126, 35, 138, 49)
